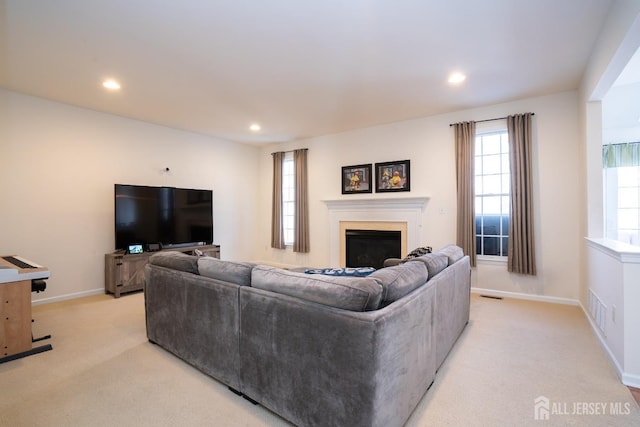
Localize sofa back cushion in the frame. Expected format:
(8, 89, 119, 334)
(197, 257, 255, 286)
(408, 253, 449, 279)
(148, 251, 199, 274)
(435, 244, 465, 265)
(251, 266, 383, 311)
(369, 261, 427, 306)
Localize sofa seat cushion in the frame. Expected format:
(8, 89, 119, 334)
(435, 244, 465, 265)
(148, 251, 199, 274)
(251, 266, 383, 311)
(369, 261, 427, 306)
(197, 257, 255, 286)
(408, 253, 449, 279)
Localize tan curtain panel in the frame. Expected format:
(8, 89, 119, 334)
(293, 148, 310, 253)
(271, 151, 285, 249)
(454, 121, 477, 267)
(507, 113, 536, 275)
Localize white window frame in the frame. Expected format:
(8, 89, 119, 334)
(475, 127, 510, 261)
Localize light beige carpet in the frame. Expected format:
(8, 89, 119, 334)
(1, 293, 638, 426)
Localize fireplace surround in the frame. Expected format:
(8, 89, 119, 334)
(323, 197, 429, 267)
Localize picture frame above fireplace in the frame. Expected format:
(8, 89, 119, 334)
(375, 160, 411, 192)
(342, 164, 373, 194)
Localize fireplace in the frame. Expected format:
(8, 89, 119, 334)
(323, 197, 429, 267)
(339, 220, 407, 267)
(345, 229, 401, 269)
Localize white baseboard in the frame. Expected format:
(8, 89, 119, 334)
(471, 287, 579, 306)
(32, 288, 105, 306)
(577, 301, 640, 389)
(622, 372, 640, 389)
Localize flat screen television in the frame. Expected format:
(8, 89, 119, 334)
(114, 184, 213, 251)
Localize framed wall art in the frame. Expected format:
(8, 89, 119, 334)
(341, 164, 373, 194)
(375, 160, 410, 192)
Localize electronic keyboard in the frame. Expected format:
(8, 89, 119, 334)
(0, 255, 50, 284)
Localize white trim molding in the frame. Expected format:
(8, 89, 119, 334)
(323, 197, 429, 211)
(471, 287, 579, 306)
(32, 287, 105, 306)
(585, 237, 640, 263)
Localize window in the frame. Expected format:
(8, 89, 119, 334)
(603, 142, 640, 247)
(604, 165, 640, 246)
(282, 152, 295, 246)
(475, 130, 510, 257)
(271, 149, 309, 252)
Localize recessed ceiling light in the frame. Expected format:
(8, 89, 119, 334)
(102, 79, 121, 90)
(448, 72, 466, 85)
(249, 123, 261, 132)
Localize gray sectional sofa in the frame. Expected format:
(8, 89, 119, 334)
(144, 245, 471, 427)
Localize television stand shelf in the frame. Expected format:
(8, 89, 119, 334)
(104, 244, 220, 298)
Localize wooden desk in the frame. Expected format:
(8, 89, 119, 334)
(0, 255, 51, 363)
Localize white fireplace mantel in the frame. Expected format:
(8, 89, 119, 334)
(323, 197, 429, 211)
(323, 197, 429, 266)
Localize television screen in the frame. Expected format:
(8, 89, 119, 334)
(114, 184, 213, 251)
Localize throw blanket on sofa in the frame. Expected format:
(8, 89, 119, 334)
(304, 267, 376, 277)
(402, 246, 432, 262)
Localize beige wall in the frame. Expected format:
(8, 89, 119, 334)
(0, 88, 584, 303)
(0, 90, 260, 302)
(256, 91, 583, 300)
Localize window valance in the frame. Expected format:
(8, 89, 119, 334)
(603, 142, 640, 168)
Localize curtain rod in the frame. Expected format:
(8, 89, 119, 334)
(271, 148, 308, 155)
(449, 113, 535, 127)
(603, 141, 640, 147)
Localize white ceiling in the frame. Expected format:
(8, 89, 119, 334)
(603, 46, 640, 139)
(0, 0, 620, 144)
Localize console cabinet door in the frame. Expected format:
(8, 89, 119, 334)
(105, 253, 148, 298)
(115, 255, 148, 297)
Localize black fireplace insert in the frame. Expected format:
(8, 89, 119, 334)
(345, 229, 401, 269)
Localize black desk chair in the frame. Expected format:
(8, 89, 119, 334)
(31, 279, 51, 343)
